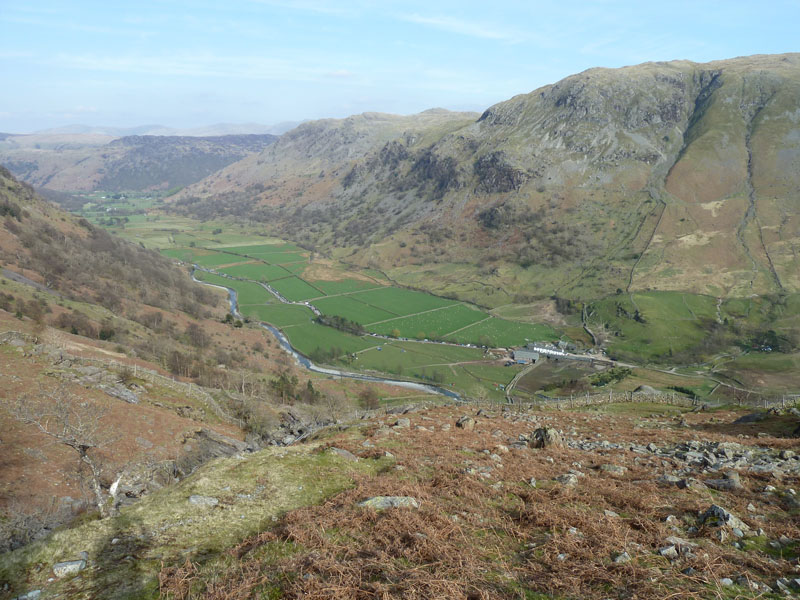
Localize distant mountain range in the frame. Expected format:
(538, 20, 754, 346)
(28, 121, 302, 137)
(2, 53, 799, 304)
(0, 132, 277, 192)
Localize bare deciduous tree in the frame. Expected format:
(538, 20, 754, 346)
(11, 384, 116, 517)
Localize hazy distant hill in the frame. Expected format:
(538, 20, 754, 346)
(172, 108, 478, 208)
(0, 133, 277, 192)
(30, 121, 294, 137)
(173, 54, 800, 302)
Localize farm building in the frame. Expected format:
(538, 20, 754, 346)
(513, 349, 540, 364)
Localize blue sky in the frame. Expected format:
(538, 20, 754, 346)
(1, 0, 798, 132)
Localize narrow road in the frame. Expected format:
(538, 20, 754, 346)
(505, 361, 539, 401)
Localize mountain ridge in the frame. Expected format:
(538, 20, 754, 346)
(0, 133, 278, 193)
(171, 53, 800, 304)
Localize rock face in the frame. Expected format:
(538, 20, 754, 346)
(555, 473, 579, 487)
(328, 447, 359, 461)
(699, 505, 752, 535)
(599, 463, 627, 476)
(52, 559, 86, 578)
(358, 496, 420, 510)
(98, 383, 139, 404)
(456, 416, 476, 431)
(188, 495, 219, 508)
(529, 428, 565, 449)
(634, 385, 658, 395)
(734, 412, 767, 424)
(704, 471, 743, 491)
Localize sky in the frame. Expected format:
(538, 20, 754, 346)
(1, 0, 798, 133)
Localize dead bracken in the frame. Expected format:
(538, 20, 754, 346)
(159, 403, 800, 599)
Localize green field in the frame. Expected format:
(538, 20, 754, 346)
(351, 341, 513, 400)
(282, 262, 308, 275)
(286, 322, 376, 357)
(219, 263, 291, 281)
(193, 253, 251, 268)
(160, 248, 250, 268)
(77, 196, 574, 399)
(311, 279, 382, 296)
(270, 277, 326, 302)
(443, 316, 559, 347)
(192, 270, 231, 288)
(194, 271, 275, 306)
(460, 363, 522, 385)
(160, 247, 198, 262)
(356, 340, 485, 370)
(589, 291, 719, 362)
(247, 251, 307, 264)
(216, 243, 295, 254)
(367, 304, 487, 338)
(350, 287, 456, 316)
(313, 295, 397, 325)
(241, 304, 315, 326)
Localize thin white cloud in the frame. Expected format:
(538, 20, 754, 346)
(398, 13, 521, 42)
(48, 52, 360, 84)
(244, 0, 359, 16)
(0, 13, 156, 37)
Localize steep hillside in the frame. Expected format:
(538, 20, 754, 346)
(0, 166, 211, 313)
(0, 167, 420, 555)
(0, 133, 277, 193)
(172, 109, 478, 217)
(172, 54, 800, 304)
(2, 401, 799, 599)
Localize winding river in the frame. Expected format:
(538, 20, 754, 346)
(192, 269, 461, 399)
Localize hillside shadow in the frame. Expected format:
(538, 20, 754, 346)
(85, 510, 158, 600)
(689, 414, 799, 439)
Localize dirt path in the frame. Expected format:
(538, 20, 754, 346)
(505, 360, 540, 400)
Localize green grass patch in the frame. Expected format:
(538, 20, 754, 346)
(589, 291, 718, 362)
(0, 446, 389, 600)
(194, 271, 275, 306)
(444, 316, 559, 347)
(241, 304, 315, 326)
(285, 322, 375, 357)
(282, 262, 308, 275)
(160, 247, 199, 262)
(350, 287, 457, 316)
(215, 243, 293, 254)
(367, 304, 487, 339)
(247, 251, 307, 264)
(310, 279, 383, 296)
(269, 277, 325, 302)
(722, 352, 800, 373)
(219, 263, 292, 281)
(354, 340, 484, 373)
(192, 252, 251, 268)
(314, 295, 397, 324)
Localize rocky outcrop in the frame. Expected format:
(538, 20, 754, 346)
(529, 427, 565, 449)
(358, 496, 420, 510)
(473, 151, 528, 193)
